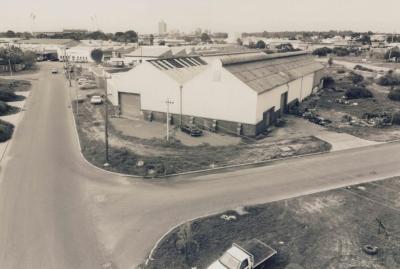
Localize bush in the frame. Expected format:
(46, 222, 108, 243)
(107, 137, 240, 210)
(345, 86, 373, 99)
(312, 47, 332, 57)
(333, 47, 350, 56)
(392, 113, 400, 125)
(0, 120, 14, 142)
(323, 76, 335, 88)
(388, 88, 400, 101)
(348, 72, 364, 84)
(377, 73, 400, 86)
(0, 101, 9, 115)
(0, 90, 19, 102)
(354, 65, 373, 72)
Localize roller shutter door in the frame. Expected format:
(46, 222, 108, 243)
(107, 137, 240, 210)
(119, 92, 141, 119)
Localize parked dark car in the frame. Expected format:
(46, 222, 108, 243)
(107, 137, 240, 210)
(180, 124, 203, 137)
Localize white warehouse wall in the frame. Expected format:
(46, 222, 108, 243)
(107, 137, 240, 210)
(183, 63, 258, 124)
(256, 73, 315, 122)
(108, 61, 259, 124)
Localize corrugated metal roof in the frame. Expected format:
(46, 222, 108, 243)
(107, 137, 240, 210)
(224, 54, 324, 94)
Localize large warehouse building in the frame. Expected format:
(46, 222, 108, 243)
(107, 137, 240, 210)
(107, 51, 325, 136)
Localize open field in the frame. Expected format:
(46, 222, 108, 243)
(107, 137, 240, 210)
(145, 177, 400, 269)
(73, 99, 331, 177)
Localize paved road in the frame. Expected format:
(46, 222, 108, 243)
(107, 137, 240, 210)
(1, 63, 400, 269)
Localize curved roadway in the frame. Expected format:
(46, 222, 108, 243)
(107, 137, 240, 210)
(1, 62, 400, 269)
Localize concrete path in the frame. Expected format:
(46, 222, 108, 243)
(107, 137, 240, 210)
(315, 131, 381, 151)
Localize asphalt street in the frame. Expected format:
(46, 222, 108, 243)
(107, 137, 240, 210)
(1, 62, 400, 269)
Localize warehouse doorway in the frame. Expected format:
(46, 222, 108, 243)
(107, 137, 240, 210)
(263, 107, 275, 127)
(280, 92, 288, 116)
(119, 92, 142, 119)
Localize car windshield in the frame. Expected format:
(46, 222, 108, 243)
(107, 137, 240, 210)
(219, 252, 241, 269)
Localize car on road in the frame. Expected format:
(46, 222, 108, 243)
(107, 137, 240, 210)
(180, 124, 203, 137)
(208, 239, 276, 269)
(51, 68, 58, 74)
(90, 95, 103, 105)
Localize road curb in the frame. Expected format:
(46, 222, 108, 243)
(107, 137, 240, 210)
(0, 90, 32, 163)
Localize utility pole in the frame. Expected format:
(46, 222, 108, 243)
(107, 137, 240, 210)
(388, 32, 395, 60)
(103, 69, 111, 166)
(166, 99, 174, 141)
(179, 85, 183, 127)
(8, 59, 13, 77)
(104, 87, 109, 166)
(68, 63, 72, 87)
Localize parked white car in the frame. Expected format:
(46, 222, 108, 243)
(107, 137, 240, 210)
(51, 68, 58, 74)
(79, 83, 97, 89)
(90, 96, 103, 105)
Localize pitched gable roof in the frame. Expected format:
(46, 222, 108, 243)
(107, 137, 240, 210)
(223, 52, 324, 94)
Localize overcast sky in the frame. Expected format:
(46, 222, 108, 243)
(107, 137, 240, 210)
(2, 0, 399, 34)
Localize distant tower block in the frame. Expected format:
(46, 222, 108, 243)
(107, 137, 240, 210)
(158, 20, 167, 35)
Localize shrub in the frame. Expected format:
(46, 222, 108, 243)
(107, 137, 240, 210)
(0, 101, 10, 115)
(392, 113, 400, 125)
(312, 47, 332, 57)
(388, 88, 400, 101)
(348, 72, 364, 84)
(323, 76, 335, 88)
(377, 73, 400, 86)
(333, 47, 350, 56)
(345, 86, 373, 99)
(0, 90, 18, 102)
(0, 120, 14, 142)
(354, 65, 373, 72)
(175, 223, 199, 266)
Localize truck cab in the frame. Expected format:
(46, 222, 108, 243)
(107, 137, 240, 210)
(208, 239, 276, 269)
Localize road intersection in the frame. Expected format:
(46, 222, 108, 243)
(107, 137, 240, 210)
(1, 62, 400, 269)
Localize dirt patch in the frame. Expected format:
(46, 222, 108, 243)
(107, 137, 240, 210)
(145, 177, 400, 269)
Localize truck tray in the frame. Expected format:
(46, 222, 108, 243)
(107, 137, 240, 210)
(241, 239, 277, 267)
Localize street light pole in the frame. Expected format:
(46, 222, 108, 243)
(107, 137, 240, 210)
(179, 85, 183, 127)
(166, 99, 174, 141)
(8, 59, 13, 77)
(105, 85, 109, 165)
(103, 69, 111, 166)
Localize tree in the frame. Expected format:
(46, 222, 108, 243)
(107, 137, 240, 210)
(256, 40, 266, 49)
(312, 47, 332, 57)
(149, 34, 154, 46)
(328, 57, 333, 67)
(20, 51, 36, 68)
(175, 223, 199, 266)
(276, 43, 296, 52)
(200, 33, 211, 43)
(90, 49, 103, 64)
(124, 30, 138, 43)
(333, 47, 350, 57)
(384, 47, 400, 61)
(87, 31, 108, 40)
(5, 30, 16, 38)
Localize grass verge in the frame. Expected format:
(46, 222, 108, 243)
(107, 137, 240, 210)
(145, 177, 400, 269)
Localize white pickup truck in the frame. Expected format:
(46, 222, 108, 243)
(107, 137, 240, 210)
(208, 239, 277, 269)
